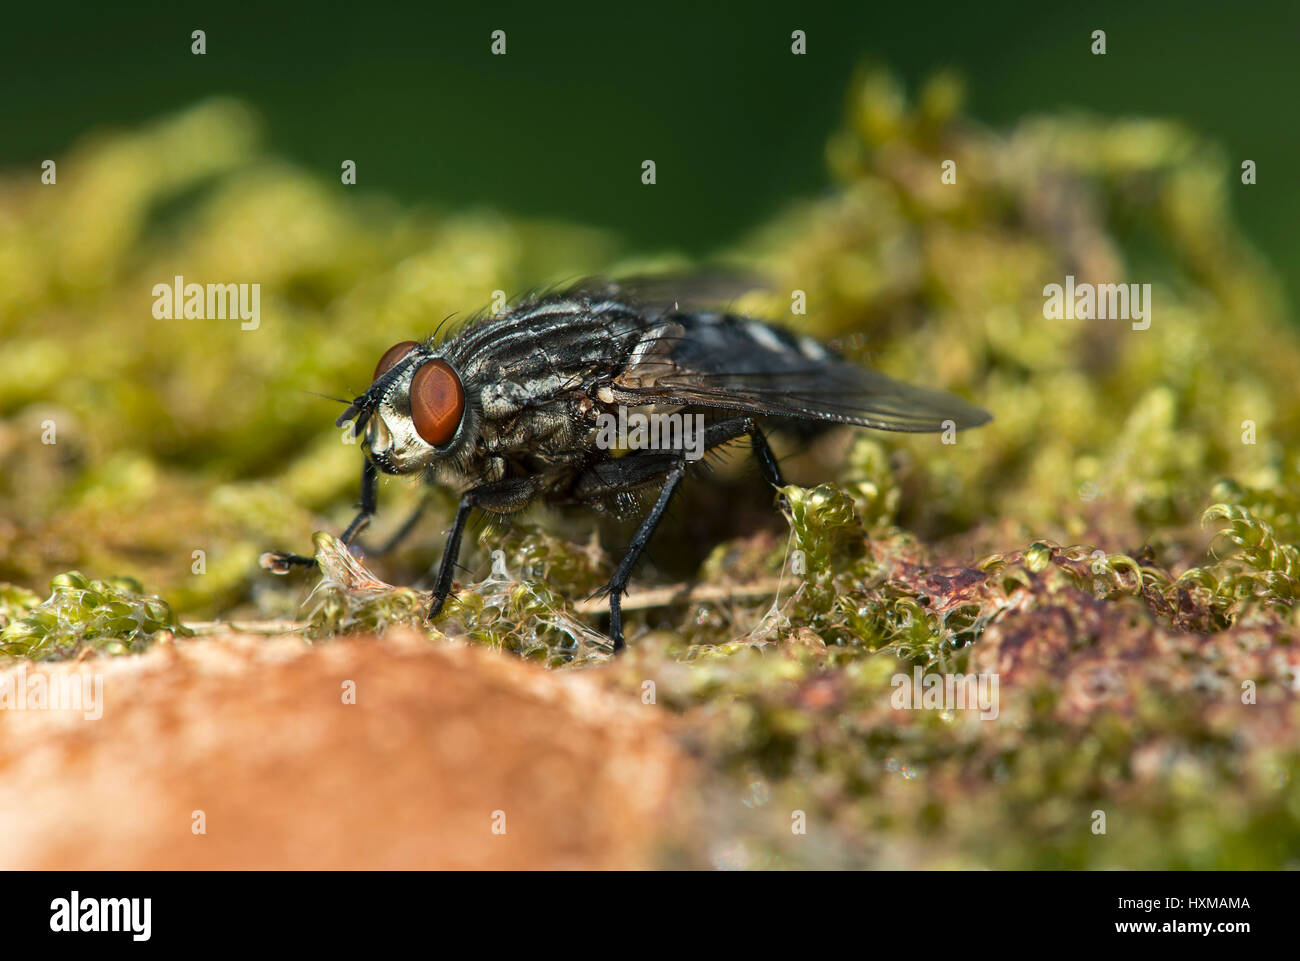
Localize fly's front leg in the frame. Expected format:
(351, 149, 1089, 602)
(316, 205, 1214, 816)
(261, 457, 380, 574)
(340, 457, 379, 544)
(428, 477, 537, 619)
(357, 495, 428, 557)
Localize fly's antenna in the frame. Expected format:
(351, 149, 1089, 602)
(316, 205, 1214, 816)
(335, 347, 429, 432)
(299, 389, 353, 406)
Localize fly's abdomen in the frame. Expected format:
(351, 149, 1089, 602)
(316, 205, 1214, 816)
(666, 312, 838, 379)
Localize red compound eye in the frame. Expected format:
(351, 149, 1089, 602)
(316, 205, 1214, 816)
(409, 359, 465, 446)
(373, 341, 419, 381)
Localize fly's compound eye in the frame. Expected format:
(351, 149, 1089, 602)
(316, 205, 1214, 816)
(410, 359, 465, 446)
(373, 341, 420, 381)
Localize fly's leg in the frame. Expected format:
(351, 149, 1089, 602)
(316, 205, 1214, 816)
(572, 450, 686, 652)
(574, 416, 786, 652)
(263, 491, 427, 570)
(607, 463, 688, 652)
(734, 419, 786, 489)
(736, 418, 793, 512)
(340, 457, 380, 544)
(703, 414, 793, 512)
(428, 477, 537, 619)
(583, 457, 688, 653)
(427, 499, 473, 617)
(355, 495, 428, 557)
(572, 416, 782, 503)
(261, 457, 380, 573)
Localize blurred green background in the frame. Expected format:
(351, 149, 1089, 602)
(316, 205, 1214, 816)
(4, 0, 1297, 307)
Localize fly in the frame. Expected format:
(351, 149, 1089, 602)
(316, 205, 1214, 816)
(261, 278, 991, 651)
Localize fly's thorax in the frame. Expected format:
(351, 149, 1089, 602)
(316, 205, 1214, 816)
(445, 299, 654, 416)
(474, 394, 604, 474)
(477, 371, 583, 420)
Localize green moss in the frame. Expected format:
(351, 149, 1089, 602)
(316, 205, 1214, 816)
(304, 532, 428, 639)
(0, 571, 190, 660)
(0, 583, 41, 630)
(304, 529, 612, 666)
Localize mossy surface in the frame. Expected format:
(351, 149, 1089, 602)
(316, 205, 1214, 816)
(2, 71, 1298, 867)
(0, 571, 189, 659)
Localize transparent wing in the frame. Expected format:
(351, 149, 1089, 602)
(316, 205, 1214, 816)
(563, 271, 768, 313)
(624, 361, 991, 433)
(570, 277, 991, 433)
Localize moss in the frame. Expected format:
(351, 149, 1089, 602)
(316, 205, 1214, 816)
(0, 571, 190, 660)
(304, 532, 429, 639)
(304, 529, 613, 667)
(0, 583, 42, 630)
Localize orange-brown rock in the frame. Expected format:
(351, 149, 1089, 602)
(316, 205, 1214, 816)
(0, 631, 688, 869)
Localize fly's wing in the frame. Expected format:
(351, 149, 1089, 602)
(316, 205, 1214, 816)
(651, 363, 992, 432)
(563, 271, 768, 315)
(612, 313, 991, 433)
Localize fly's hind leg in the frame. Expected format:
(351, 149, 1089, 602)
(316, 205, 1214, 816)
(574, 415, 785, 653)
(732, 418, 786, 489)
(575, 451, 689, 653)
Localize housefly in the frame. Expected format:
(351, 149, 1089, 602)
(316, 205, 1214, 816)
(261, 278, 991, 651)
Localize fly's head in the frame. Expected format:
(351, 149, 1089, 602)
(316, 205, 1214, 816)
(338, 340, 472, 476)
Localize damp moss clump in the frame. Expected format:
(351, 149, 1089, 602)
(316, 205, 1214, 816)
(305, 529, 613, 666)
(0, 572, 190, 660)
(436, 523, 614, 664)
(305, 532, 428, 639)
